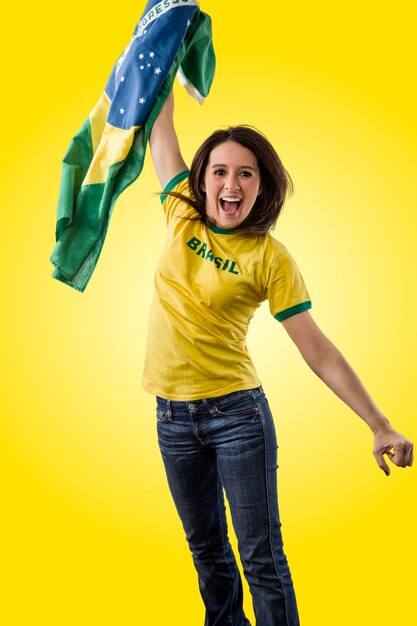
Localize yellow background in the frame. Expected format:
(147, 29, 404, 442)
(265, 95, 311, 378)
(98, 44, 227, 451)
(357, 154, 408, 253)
(1, 1, 416, 624)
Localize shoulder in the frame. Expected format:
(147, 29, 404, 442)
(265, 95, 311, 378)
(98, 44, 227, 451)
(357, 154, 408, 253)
(261, 234, 308, 288)
(160, 170, 191, 204)
(262, 233, 293, 265)
(160, 170, 201, 223)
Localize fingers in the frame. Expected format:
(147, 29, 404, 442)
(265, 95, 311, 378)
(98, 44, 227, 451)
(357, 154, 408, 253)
(373, 429, 414, 474)
(373, 451, 391, 476)
(386, 440, 414, 468)
(404, 441, 414, 467)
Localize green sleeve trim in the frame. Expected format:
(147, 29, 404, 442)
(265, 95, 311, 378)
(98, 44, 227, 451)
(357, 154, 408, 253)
(160, 170, 190, 204)
(274, 300, 312, 322)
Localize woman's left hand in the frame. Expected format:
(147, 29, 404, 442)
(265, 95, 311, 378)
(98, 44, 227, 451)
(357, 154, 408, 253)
(372, 424, 414, 476)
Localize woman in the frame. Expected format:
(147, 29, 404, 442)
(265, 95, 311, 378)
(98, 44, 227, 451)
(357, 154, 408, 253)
(142, 91, 413, 626)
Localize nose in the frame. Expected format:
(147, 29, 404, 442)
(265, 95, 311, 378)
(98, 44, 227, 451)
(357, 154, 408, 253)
(225, 173, 240, 192)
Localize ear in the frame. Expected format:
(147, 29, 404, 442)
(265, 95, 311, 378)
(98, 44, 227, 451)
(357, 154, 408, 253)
(200, 183, 206, 193)
(257, 188, 262, 196)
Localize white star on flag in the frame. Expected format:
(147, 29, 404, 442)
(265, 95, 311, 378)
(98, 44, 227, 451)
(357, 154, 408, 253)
(147, 63, 151, 67)
(139, 97, 146, 104)
(138, 53, 144, 59)
(149, 51, 155, 58)
(140, 65, 144, 70)
(120, 76, 125, 82)
(155, 67, 161, 74)
(187, 20, 191, 26)
(120, 108, 125, 114)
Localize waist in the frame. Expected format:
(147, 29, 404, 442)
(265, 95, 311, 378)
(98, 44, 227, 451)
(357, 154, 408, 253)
(156, 385, 264, 409)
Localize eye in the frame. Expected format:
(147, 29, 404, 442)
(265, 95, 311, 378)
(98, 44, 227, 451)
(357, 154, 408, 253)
(213, 168, 226, 176)
(239, 170, 252, 177)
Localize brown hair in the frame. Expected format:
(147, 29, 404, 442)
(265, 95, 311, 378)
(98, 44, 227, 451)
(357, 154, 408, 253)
(165, 125, 293, 236)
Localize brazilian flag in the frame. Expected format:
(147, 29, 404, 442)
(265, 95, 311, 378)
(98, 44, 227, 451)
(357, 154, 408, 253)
(50, 0, 215, 292)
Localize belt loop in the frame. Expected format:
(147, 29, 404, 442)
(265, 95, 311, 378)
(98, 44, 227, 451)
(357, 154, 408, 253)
(248, 386, 262, 399)
(166, 399, 173, 421)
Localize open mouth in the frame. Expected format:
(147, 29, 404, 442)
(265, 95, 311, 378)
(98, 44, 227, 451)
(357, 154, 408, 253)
(219, 197, 242, 215)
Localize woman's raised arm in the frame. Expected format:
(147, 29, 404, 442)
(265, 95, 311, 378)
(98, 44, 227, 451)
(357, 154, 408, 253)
(282, 310, 414, 475)
(149, 90, 189, 189)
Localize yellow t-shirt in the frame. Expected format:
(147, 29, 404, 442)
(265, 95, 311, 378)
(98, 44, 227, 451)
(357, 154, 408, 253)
(142, 171, 312, 400)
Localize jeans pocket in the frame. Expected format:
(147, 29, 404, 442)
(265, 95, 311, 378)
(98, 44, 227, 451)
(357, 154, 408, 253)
(156, 407, 168, 423)
(211, 391, 259, 417)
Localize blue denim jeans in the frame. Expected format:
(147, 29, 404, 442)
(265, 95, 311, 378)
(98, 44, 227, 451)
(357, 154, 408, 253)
(156, 386, 300, 626)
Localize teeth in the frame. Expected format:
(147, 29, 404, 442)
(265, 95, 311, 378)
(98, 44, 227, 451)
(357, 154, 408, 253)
(221, 197, 241, 202)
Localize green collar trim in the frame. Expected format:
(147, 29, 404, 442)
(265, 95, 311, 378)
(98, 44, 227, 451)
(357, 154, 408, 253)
(208, 223, 240, 235)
